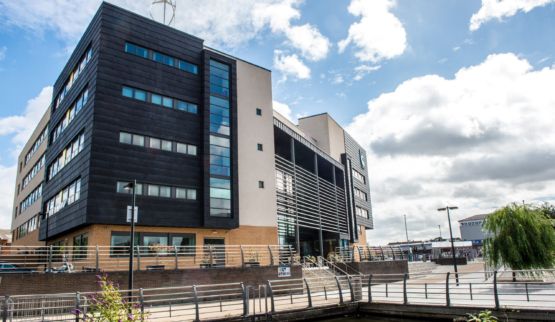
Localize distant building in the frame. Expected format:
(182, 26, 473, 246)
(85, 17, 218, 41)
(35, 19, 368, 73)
(459, 214, 490, 246)
(0, 229, 12, 246)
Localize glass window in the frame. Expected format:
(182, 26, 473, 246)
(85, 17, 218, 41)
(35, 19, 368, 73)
(210, 135, 230, 147)
(176, 188, 187, 199)
(210, 165, 230, 176)
(210, 105, 230, 118)
(132, 134, 144, 146)
(210, 60, 229, 71)
(149, 137, 161, 149)
(176, 143, 188, 154)
(210, 178, 230, 190)
(210, 155, 230, 167)
(257, 143, 263, 151)
(188, 145, 197, 156)
(134, 90, 146, 101)
(160, 186, 171, 198)
(188, 104, 198, 114)
(210, 123, 230, 136)
(116, 181, 128, 193)
(147, 185, 159, 197)
(171, 235, 195, 247)
(178, 60, 198, 74)
(73, 233, 88, 260)
(256, 108, 262, 116)
(210, 208, 231, 217)
(151, 94, 162, 105)
(210, 96, 230, 108)
(125, 43, 148, 58)
(210, 145, 230, 157)
(162, 96, 173, 108)
(176, 101, 188, 111)
(258, 181, 265, 189)
(187, 189, 197, 200)
(210, 188, 230, 199)
(122, 87, 133, 98)
(161, 140, 172, 151)
(143, 234, 168, 247)
(119, 132, 132, 144)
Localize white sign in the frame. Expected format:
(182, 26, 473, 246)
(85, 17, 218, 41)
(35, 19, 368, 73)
(126, 206, 139, 223)
(277, 265, 291, 278)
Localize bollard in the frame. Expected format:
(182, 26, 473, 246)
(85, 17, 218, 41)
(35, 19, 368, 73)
(139, 288, 145, 319)
(470, 283, 473, 301)
(192, 285, 200, 322)
(403, 273, 408, 305)
(304, 279, 312, 308)
(425, 283, 428, 299)
(493, 271, 499, 310)
(525, 282, 530, 302)
(445, 272, 451, 307)
(368, 274, 373, 303)
(385, 283, 388, 297)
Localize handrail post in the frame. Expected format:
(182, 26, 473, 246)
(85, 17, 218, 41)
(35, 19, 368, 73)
(303, 278, 312, 308)
(267, 281, 275, 313)
(209, 246, 214, 267)
(139, 288, 145, 319)
(2, 296, 8, 322)
(354, 246, 360, 262)
(335, 276, 344, 305)
(445, 272, 451, 307)
(95, 245, 99, 272)
(493, 271, 499, 310)
(391, 246, 396, 260)
(241, 282, 249, 317)
(174, 246, 178, 270)
(136, 246, 141, 271)
(192, 285, 200, 322)
(403, 273, 408, 305)
(379, 246, 385, 261)
(288, 245, 293, 264)
(75, 292, 81, 322)
(268, 246, 274, 266)
(240, 245, 245, 268)
(48, 245, 53, 272)
(368, 274, 373, 303)
(525, 282, 530, 302)
(347, 276, 355, 302)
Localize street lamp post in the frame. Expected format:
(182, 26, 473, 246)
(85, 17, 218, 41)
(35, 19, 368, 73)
(124, 180, 137, 296)
(404, 214, 409, 242)
(438, 206, 459, 285)
(438, 225, 442, 239)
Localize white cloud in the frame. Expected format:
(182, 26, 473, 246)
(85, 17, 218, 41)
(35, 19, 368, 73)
(338, 0, 407, 63)
(0, 165, 17, 229)
(273, 100, 294, 122)
(470, 0, 555, 31)
(0, 86, 51, 229)
(253, 0, 330, 61)
(347, 53, 555, 244)
(273, 50, 310, 80)
(0, 0, 330, 57)
(0, 46, 6, 61)
(354, 64, 381, 81)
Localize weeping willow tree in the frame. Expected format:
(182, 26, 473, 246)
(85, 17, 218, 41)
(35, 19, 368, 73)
(483, 203, 555, 272)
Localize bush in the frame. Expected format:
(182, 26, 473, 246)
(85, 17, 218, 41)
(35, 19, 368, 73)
(78, 275, 146, 321)
(466, 310, 498, 322)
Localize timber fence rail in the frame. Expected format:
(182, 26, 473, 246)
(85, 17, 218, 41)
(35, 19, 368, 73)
(0, 245, 297, 273)
(2, 269, 555, 321)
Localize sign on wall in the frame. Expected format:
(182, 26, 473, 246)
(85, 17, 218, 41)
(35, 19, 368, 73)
(126, 206, 139, 223)
(278, 265, 291, 278)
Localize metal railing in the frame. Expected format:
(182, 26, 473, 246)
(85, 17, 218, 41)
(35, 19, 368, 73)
(1, 269, 555, 321)
(0, 245, 296, 273)
(334, 245, 404, 263)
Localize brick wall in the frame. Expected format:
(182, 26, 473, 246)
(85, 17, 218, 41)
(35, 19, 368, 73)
(0, 265, 302, 296)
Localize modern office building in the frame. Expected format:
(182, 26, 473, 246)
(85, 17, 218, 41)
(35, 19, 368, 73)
(459, 214, 490, 246)
(9, 2, 373, 256)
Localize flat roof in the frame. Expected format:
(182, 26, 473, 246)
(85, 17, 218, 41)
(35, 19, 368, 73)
(459, 214, 490, 222)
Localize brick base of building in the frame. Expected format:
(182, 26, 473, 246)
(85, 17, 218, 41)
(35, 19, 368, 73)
(0, 265, 302, 296)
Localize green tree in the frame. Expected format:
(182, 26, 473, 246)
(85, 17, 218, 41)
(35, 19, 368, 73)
(483, 203, 555, 272)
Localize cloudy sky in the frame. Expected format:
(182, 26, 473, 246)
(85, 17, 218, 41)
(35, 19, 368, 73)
(0, 0, 554, 244)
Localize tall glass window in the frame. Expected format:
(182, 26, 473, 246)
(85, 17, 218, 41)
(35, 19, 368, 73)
(209, 59, 232, 218)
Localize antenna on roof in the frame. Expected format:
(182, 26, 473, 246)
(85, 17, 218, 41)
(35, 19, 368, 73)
(149, 0, 176, 26)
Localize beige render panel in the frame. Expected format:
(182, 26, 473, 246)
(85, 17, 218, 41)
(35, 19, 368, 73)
(298, 113, 346, 163)
(236, 60, 277, 228)
(11, 108, 50, 232)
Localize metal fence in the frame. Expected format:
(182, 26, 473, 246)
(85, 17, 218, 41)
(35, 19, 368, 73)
(0, 245, 296, 273)
(334, 245, 404, 263)
(2, 269, 554, 321)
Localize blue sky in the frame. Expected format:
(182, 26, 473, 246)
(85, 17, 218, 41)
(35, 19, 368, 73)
(1, 0, 555, 243)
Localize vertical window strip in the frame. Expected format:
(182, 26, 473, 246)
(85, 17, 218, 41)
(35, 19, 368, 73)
(54, 47, 93, 110)
(52, 88, 90, 143)
(48, 133, 85, 180)
(25, 126, 49, 165)
(22, 154, 46, 189)
(46, 178, 82, 217)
